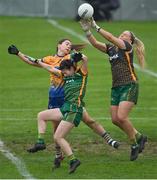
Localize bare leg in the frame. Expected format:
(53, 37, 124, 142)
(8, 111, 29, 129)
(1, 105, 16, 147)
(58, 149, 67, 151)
(52, 121, 63, 166)
(111, 104, 138, 139)
(117, 101, 136, 141)
(111, 101, 139, 161)
(38, 108, 62, 134)
(54, 120, 81, 173)
(82, 110, 105, 136)
(27, 108, 62, 153)
(82, 109, 119, 148)
(54, 121, 74, 156)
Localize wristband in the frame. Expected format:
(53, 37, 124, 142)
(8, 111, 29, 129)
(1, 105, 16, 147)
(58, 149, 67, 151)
(97, 27, 101, 32)
(34, 59, 41, 64)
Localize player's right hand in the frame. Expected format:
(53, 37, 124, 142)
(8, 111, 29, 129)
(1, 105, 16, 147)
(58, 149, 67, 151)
(8, 45, 19, 55)
(79, 19, 91, 32)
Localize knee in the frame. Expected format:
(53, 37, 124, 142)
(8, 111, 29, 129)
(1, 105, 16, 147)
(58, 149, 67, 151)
(54, 134, 60, 143)
(37, 112, 42, 120)
(117, 114, 126, 124)
(37, 111, 47, 122)
(54, 133, 63, 143)
(111, 117, 119, 125)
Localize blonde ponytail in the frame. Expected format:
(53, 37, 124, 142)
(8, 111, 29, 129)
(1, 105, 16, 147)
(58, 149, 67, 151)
(133, 37, 145, 69)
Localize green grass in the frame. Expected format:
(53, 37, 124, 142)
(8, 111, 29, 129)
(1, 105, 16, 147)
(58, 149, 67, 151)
(0, 16, 157, 179)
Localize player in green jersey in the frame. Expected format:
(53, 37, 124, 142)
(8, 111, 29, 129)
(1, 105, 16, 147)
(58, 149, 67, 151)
(32, 54, 115, 173)
(80, 18, 147, 161)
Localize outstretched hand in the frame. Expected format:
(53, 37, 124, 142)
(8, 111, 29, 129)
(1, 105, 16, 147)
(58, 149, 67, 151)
(79, 17, 101, 32)
(8, 45, 19, 55)
(90, 17, 101, 32)
(79, 19, 91, 32)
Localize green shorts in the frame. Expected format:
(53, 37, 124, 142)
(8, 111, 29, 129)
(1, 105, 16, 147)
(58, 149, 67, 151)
(111, 83, 139, 106)
(60, 102, 83, 127)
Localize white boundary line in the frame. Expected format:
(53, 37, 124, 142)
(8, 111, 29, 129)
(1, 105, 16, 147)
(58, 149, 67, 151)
(47, 19, 157, 78)
(0, 139, 35, 179)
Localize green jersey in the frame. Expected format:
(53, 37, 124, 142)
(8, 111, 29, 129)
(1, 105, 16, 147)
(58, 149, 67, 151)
(63, 68, 88, 107)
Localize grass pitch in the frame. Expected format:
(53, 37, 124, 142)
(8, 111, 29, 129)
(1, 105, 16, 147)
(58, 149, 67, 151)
(0, 16, 157, 179)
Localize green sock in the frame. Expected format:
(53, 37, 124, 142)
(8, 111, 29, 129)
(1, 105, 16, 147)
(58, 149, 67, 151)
(68, 154, 76, 162)
(135, 132, 142, 141)
(130, 138, 138, 146)
(37, 133, 45, 144)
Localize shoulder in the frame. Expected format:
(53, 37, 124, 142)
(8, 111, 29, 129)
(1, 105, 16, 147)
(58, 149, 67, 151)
(63, 54, 71, 60)
(43, 55, 54, 61)
(123, 40, 133, 51)
(76, 66, 88, 76)
(43, 55, 59, 63)
(106, 43, 115, 53)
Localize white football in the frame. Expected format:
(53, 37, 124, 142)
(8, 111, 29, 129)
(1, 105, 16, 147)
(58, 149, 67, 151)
(78, 3, 94, 19)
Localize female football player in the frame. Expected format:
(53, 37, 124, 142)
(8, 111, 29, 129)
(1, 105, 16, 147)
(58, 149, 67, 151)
(80, 18, 147, 161)
(8, 39, 119, 168)
(33, 56, 88, 173)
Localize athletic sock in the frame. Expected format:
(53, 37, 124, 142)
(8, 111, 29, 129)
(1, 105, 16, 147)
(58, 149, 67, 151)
(55, 145, 62, 158)
(68, 154, 76, 163)
(135, 132, 142, 141)
(102, 132, 117, 147)
(37, 133, 45, 144)
(130, 138, 138, 146)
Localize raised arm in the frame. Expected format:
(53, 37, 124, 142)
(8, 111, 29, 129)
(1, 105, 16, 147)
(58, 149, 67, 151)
(86, 33, 107, 53)
(8, 45, 41, 67)
(80, 20, 107, 53)
(80, 19, 126, 50)
(35, 60, 62, 77)
(80, 54, 88, 75)
(91, 19, 126, 49)
(71, 52, 88, 75)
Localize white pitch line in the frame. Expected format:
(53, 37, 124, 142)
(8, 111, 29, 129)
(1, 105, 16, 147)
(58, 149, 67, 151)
(47, 19, 89, 43)
(0, 139, 35, 179)
(134, 63, 157, 78)
(1, 106, 157, 112)
(47, 19, 157, 78)
(0, 109, 40, 112)
(0, 117, 156, 121)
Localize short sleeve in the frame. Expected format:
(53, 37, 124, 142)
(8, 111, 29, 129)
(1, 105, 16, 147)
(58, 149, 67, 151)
(123, 40, 132, 51)
(106, 44, 113, 54)
(42, 56, 51, 64)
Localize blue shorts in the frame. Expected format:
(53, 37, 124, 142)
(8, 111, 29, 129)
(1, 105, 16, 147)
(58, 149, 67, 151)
(48, 86, 65, 109)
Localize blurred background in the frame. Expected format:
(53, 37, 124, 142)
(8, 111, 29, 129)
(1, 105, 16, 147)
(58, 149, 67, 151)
(1, 0, 157, 179)
(0, 0, 157, 21)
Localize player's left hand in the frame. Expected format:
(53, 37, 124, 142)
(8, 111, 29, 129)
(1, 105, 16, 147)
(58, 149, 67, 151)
(90, 17, 101, 32)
